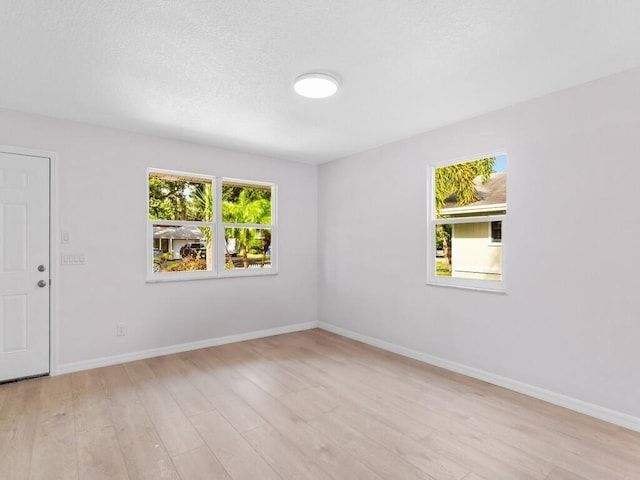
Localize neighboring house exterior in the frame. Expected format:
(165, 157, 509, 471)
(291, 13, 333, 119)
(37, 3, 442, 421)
(153, 225, 205, 258)
(440, 172, 506, 280)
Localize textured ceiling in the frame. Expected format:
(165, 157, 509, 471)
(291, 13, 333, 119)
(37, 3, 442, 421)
(1, 1, 640, 164)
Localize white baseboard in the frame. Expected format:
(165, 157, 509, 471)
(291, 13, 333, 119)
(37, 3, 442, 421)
(55, 321, 319, 375)
(318, 321, 640, 433)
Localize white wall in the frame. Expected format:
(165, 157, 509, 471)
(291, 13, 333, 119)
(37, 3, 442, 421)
(0, 109, 318, 368)
(319, 67, 640, 419)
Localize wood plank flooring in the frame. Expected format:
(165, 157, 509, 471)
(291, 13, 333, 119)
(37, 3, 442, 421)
(1, 329, 638, 479)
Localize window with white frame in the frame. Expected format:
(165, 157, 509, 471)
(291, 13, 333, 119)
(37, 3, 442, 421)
(427, 154, 507, 291)
(221, 179, 274, 272)
(148, 169, 276, 280)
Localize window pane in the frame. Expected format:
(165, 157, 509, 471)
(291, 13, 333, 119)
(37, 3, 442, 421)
(435, 222, 502, 281)
(152, 225, 212, 273)
(435, 156, 506, 219)
(224, 227, 272, 270)
(222, 181, 271, 224)
(149, 172, 213, 221)
(491, 221, 502, 243)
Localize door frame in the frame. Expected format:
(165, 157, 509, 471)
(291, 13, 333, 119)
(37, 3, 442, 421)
(0, 144, 59, 377)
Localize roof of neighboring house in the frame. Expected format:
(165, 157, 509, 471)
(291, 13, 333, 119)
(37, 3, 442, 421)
(442, 172, 506, 214)
(153, 225, 205, 240)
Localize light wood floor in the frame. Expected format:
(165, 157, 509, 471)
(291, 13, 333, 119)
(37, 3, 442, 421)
(1, 329, 639, 480)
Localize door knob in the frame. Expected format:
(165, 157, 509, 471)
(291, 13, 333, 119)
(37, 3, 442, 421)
(37, 280, 47, 288)
(38, 265, 46, 272)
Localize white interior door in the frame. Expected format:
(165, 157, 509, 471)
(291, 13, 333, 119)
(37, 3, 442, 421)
(0, 151, 50, 382)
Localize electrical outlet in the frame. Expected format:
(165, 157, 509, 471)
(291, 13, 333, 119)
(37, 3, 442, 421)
(117, 322, 126, 336)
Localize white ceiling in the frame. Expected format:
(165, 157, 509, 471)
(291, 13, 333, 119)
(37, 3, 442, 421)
(1, 1, 640, 164)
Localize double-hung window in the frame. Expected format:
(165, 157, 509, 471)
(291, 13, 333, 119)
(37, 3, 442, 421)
(220, 179, 275, 274)
(148, 169, 276, 280)
(427, 154, 507, 292)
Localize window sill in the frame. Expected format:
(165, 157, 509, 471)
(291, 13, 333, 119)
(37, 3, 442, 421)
(146, 270, 278, 283)
(426, 279, 506, 294)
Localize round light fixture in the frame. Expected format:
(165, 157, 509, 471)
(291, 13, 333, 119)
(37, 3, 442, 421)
(293, 73, 339, 98)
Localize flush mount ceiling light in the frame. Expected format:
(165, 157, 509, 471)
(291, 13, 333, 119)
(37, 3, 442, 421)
(293, 73, 339, 98)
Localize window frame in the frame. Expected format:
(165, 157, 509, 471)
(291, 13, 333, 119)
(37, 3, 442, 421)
(146, 169, 277, 282)
(426, 154, 507, 293)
